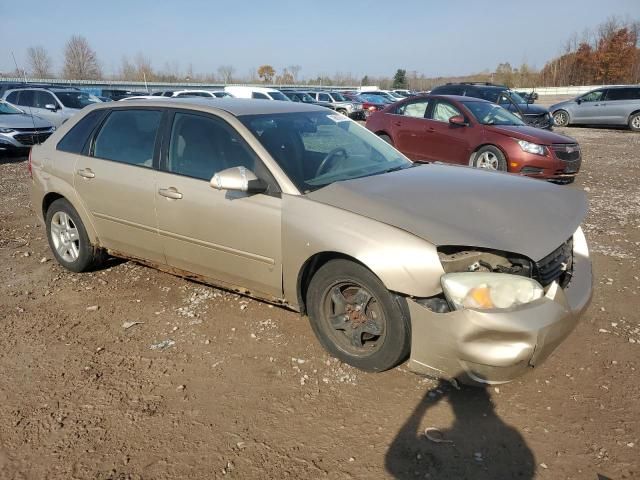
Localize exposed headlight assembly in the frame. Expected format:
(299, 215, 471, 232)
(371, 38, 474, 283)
(441, 272, 544, 310)
(516, 139, 546, 156)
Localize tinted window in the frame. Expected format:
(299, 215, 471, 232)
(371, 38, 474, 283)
(17, 90, 35, 107)
(606, 88, 640, 101)
(166, 112, 258, 181)
(6, 91, 19, 104)
(34, 91, 56, 108)
(432, 86, 461, 95)
(252, 92, 269, 99)
(430, 101, 462, 122)
(318, 93, 330, 102)
(581, 90, 605, 102)
(397, 100, 429, 117)
(268, 91, 289, 101)
(56, 91, 100, 109)
(57, 110, 108, 154)
(94, 109, 162, 167)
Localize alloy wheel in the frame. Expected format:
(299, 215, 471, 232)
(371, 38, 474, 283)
(476, 151, 499, 170)
(50, 211, 81, 263)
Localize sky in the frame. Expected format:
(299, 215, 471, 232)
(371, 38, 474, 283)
(1, 0, 639, 80)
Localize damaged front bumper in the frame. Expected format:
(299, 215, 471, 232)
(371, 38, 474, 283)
(407, 230, 592, 384)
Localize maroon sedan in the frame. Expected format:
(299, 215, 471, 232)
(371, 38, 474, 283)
(366, 95, 581, 183)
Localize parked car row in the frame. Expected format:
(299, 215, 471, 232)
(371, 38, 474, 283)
(30, 97, 593, 384)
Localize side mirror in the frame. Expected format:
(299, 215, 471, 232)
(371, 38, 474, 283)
(210, 166, 267, 194)
(449, 115, 467, 126)
(576, 99, 582, 105)
(45, 103, 58, 111)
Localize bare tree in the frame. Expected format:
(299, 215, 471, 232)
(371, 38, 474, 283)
(63, 35, 101, 79)
(26, 46, 53, 78)
(120, 56, 137, 80)
(217, 65, 235, 84)
(287, 64, 301, 83)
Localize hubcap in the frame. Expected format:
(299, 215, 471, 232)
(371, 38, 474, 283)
(476, 151, 499, 170)
(632, 116, 640, 129)
(554, 112, 567, 126)
(50, 211, 80, 262)
(323, 282, 385, 354)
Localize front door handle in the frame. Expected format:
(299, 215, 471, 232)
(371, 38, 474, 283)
(158, 187, 183, 200)
(426, 127, 436, 132)
(77, 168, 95, 179)
(393, 121, 402, 126)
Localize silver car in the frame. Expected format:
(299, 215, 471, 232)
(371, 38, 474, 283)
(550, 85, 640, 131)
(2, 87, 102, 127)
(0, 100, 55, 154)
(30, 98, 592, 385)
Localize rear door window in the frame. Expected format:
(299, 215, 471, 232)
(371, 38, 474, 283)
(93, 109, 162, 167)
(318, 93, 331, 102)
(57, 110, 108, 154)
(17, 90, 35, 107)
(397, 100, 429, 117)
(34, 91, 57, 108)
(252, 92, 269, 99)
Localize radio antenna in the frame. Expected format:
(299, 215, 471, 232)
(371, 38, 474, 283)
(11, 51, 40, 144)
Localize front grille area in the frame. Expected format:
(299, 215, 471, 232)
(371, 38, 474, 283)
(14, 132, 52, 146)
(524, 113, 552, 129)
(552, 143, 581, 162)
(534, 238, 573, 288)
(13, 127, 53, 132)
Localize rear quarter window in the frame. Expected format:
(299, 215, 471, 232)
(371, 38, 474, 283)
(57, 110, 108, 154)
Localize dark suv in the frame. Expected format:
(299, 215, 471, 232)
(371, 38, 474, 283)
(430, 83, 553, 130)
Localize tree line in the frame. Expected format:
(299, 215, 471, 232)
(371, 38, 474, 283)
(6, 17, 639, 89)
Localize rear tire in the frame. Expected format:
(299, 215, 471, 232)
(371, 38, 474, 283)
(306, 259, 411, 372)
(379, 134, 394, 146)
(45, 198, 104, 272)
(629, 112, 640, 132)
(472, 145, 507, 171)
(553, 110, 570, 127)
(337, 109, 348, 116)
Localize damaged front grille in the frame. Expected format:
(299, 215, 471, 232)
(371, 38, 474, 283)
(533, 238, 573, 288)
(14, 132, 52, 146)
(524, 113, 552, 129)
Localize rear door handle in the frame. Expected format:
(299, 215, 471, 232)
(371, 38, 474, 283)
(76, 168, 95, 179)
(393, 121, 402, 126)
(426, 127, 436, 132)
(158, 187, 183, 200)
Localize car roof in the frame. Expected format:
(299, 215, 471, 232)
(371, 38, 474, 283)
(90, 97, 327, 116)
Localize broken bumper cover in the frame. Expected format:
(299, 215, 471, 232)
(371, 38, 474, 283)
(407, 231, 592, 384)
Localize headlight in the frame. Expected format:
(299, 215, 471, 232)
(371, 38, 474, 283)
(0, 128, 15, 133)
(441, 272, 544, 310)
(517, 139, 546, 156)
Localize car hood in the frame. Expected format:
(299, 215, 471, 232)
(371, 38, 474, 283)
(306, 164, 587, 262)
(0, 113, 53, 129)
(517, 103, 548, 115)
(490, 125, 576, 145)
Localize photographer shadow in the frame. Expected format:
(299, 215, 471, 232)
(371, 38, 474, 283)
(385, 380, 535, 479)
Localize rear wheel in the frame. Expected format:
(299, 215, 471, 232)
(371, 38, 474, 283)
(337, 109, 348, 116)
(46, 198, 104, 272)
(378, 134, 394, 146)
(553, 110, 570, 127)
(629, 113, 640, 132)
(472, 145, 507, 171)
(306, 259, 411, 372)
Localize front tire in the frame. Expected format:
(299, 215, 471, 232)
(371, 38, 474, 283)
(629, 112, 640, 132)
(472, 145, 507, 171)
(378, 134, 394, 146)
(306, 259, 411, 372)
(46, 198, 104, 272)
(553, 110, 570, 127)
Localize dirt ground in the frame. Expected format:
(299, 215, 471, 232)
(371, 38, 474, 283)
(0, 123, 639, 480)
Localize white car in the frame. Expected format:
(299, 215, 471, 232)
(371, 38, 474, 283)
(151, 89, 233, 98)
(224, 86, 289, 101)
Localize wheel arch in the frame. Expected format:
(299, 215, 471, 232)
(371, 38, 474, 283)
(628, 109, 640, 121)
(42, 191, 100, 245)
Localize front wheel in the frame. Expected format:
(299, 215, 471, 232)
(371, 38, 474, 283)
(46, 198, 104, 272)
(472, 145, 507, 171)
(306, 259, 411, 372)
(553, 110, 570, 127)
(629, 112, 640, 132)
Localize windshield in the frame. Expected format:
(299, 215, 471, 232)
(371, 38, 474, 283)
(330, 92, 347, 102)
(0, 101, 23, 114)
(241, 111, 412, 193)
(358, 94, 387, 105)
(462, 101, 525, 126)
(55, 91, 101, 109)
(267, 91, 289, 101)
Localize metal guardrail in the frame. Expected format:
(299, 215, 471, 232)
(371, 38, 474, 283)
(513, 84, 640, 96)
(0, 77, 359, 92)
